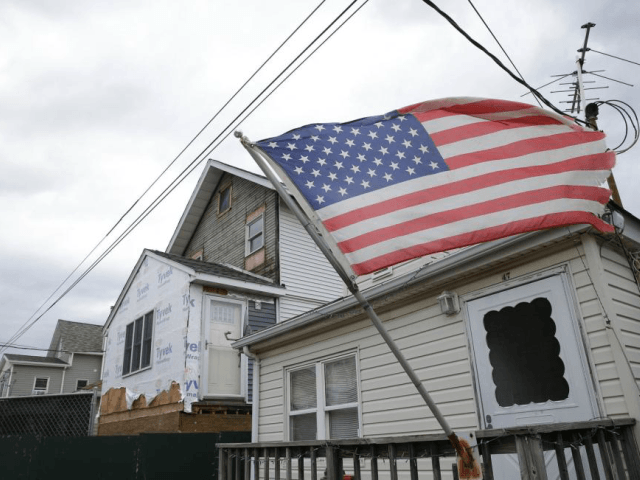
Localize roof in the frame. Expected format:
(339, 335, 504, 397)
(46, 320, 103, 357)
(5, 354, 68, 366)
(150, 250, 276, 286)
(166, 159, 276, 256)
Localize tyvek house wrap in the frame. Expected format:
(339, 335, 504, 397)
(102, 255, 202, 413)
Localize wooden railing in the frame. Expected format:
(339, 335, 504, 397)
(218, 419, 640, 480)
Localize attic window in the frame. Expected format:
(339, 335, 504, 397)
(218, 185, 231, 214)
(246, 214, 264, 255)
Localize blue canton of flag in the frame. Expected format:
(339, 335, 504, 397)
(256, 111, 449, 209)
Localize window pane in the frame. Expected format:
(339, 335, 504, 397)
(141, 312, 153, 368)
(329, 408, 359, 439)
(123, 322, 134, 375)
(484, 297, 570, 406)
(219, 187, 230, 212)
(325, 356, 357, 406)
(131, 317, 143, 372)
(290, 366, 316, 411)
(249, 233, 264, 252)
(34, 378, 48, 389)
(290, 413, 317, 441)
(248, 216, 263, 238)
(77, 380, 88, 390)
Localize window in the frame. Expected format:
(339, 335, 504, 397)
(123, 311, 154, 375)
(246, 214, 264, 255)
(33, 377, 49, 395)
(288, 354, 360, 441)
(218, 185, 231, 214)
(76, 379, 89, 391)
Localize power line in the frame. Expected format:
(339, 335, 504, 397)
(0, 1, 331, 359)
(466, 0, 542, 108)
(420, 0, 587, 126)
(1, 0, 369, 354)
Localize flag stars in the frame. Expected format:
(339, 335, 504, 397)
(311, 169, 321, 177)
(373, 158, 383, 166)
(379, 146, 389, 155)
(316, 195, 325, 204)
(323, 147, 332, 155)
(344, 176, 354, 185)
(339, 150, 350, 159)
(398, 116, 407, 122)
(315, 125, 325, 131)
(286, 143, 297, 151)
(282, 153, 292, 161)
(317, 158, 327, 166)
(367, 168, 377, 177)
(390, 162, 399, 170)
(357, 153, 367, 162)
(294, 166, 304, 175)
(310, 135, 320, 142)
(367, 131, 378, 140)
(402, 139, 412, 148)
(334, 161, 344, 170)
(268, 142, 278, 148)
(305, 180, 315, 189)
(395, 151, 406, 160)
(374, 121, 384, 128)
(362, 142, 372, 151)
(383, 172, 393, 182)
(406, 166, 416, 175)
(350, 165, 360, 173)
(361, 180, 370, 189)
(304, 144, 315, 152)
(429, 161, 440, 170)
(327, 172, 338, 181)
(328, 136, 338, 144)
(385, 134, 395, 144)
(350, 128, 360, 136)
(321, 184, 332, 193)
(419, 144, 430, 154)
(408, 127, 418, 137)
(299, 155, 310, 163)
(412, 156, 422, 165)
(338, 187, 348, 196)
(391, 124, 401, 132)
(345, 138, 355, 147)
(292, 134, 301, 140)
(333, 125, 343, 133)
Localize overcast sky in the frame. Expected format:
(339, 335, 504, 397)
(1, 0, 639, 354)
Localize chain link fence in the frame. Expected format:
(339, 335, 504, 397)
(0, 391, 97, 436)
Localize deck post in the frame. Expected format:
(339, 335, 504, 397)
(515, 434, 548, 480)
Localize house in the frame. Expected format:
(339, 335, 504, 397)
(98, 159, 345, 434)
(225, 202, 640, 479)
(0, 319, 102, 397)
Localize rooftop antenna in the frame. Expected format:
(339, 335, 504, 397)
(569, 22, 596, 114)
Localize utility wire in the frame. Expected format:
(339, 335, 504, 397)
(589, 48, 640, 67)
(466, 0, 542, 108)
(1, 0, 368, 354)
(420, 0, 588, 126)
(0, 1, 331, 358)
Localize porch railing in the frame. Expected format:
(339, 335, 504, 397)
(219, 418, 640, 480)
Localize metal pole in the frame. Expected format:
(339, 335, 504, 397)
(238, 133, 474, 464)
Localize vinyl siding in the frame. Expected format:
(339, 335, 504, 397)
(62, 354, 102, 393)
(278, 202, 344, 321)
(600, 244, 640, 387)
(8, 365, 64, 396)
(247, 300, 276, 403)
(184, 174, 279, 280)
(255, 241, 634, 442)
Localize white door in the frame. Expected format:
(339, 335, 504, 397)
(467, 274, 601, 479)
(205, 298, 243, 397)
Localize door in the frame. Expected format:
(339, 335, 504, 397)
(467, 273, 601, 479)
(204, 298, 243, 397)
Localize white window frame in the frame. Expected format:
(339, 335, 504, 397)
(122, 310, 154, 377)
(245, 213, 264, 256)
(32, 377, 49, 395)
(76, 379, 89, 391)
(286, 352, 361, 441)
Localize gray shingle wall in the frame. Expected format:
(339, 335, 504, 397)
(184, 173, 279, 281)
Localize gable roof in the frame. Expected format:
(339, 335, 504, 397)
(46, 320, 103, 357)
(104, 248, 286, 332)
(167, 159, 275, 256)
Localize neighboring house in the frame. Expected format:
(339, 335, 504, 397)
(229, 203, 640, 478)
(99, 159, 344, 434)
(0, 320, 103, 397)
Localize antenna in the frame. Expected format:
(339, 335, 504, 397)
(569, 22, 596, 114)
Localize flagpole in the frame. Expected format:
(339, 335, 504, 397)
(237, 132, 473, 464)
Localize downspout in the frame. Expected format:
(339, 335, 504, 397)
(243, 346, 260, 443)
(7, 365, 14, 397)
(60, 353, 73, 393)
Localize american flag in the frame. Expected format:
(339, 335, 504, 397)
(256, 97, 615, 276)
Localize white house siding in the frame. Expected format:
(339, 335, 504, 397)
(62, 354, 102, 393)
(278, 202, 344, 321)
(600, 243, 640, 388)
(102, 256, 196, 411)
(255, 240, 635, 442)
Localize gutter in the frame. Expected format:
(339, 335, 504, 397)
(233, 224, 591, 349)
(243, 346, 260, 443)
